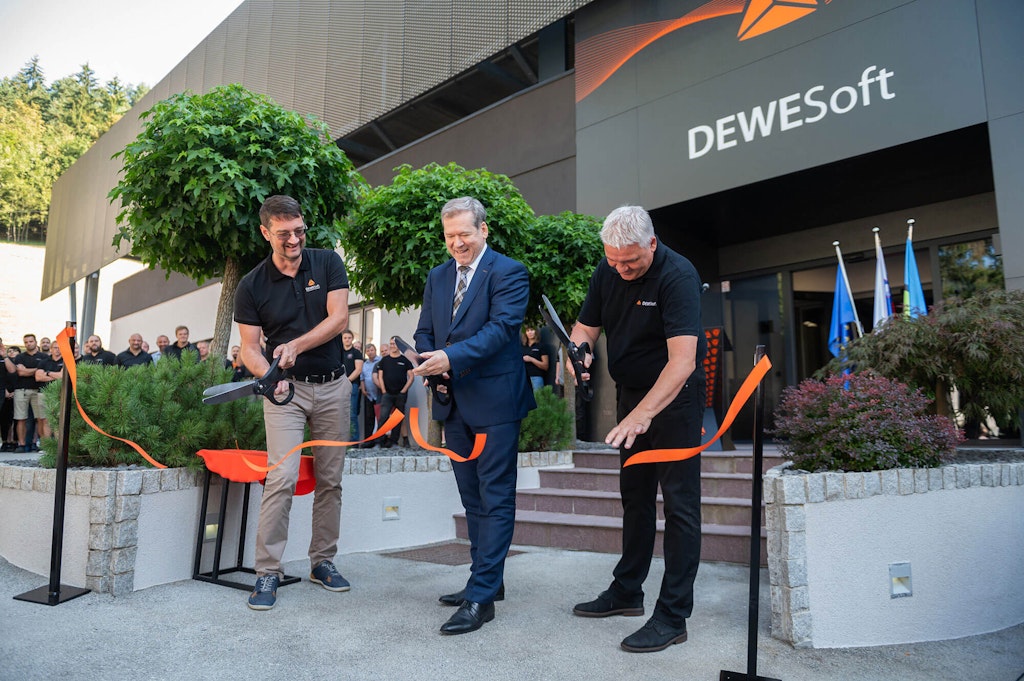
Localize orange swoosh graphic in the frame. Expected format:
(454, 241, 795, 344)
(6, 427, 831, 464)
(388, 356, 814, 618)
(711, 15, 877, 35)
(575, 0, 745, 103)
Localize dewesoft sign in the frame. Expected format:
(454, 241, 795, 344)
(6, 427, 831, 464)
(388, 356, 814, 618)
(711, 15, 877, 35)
(575, 0, 989, 215)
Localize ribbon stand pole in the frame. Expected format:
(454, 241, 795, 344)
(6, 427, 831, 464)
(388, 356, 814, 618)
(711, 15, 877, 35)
(720, 345, 779, 681)
(15, 322, 90, 605)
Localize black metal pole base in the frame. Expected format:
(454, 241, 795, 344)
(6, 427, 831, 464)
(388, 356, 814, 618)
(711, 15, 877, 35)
(719, 671, 781, 681)
(14, 584, 90, 606)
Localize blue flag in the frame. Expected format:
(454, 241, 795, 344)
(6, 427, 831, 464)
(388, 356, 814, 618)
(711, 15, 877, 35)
(828, 264, 858, 357)
(903, 224, 927, 318)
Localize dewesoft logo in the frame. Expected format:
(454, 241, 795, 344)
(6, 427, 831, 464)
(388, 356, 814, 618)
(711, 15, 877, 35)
(687, 65, 895, 160)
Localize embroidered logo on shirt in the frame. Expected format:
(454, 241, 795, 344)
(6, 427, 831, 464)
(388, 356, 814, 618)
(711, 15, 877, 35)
(637, 300, 658, 307)
(305, 278, 321, 292)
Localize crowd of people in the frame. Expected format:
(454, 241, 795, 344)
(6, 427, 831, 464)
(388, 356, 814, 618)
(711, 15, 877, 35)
(0, 325, 220, 452)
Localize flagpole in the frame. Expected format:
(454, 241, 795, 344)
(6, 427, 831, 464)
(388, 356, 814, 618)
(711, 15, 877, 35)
(833, 241, 863, 337)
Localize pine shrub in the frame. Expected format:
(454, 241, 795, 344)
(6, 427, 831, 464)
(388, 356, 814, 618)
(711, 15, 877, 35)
(518, 386, 573, 452)
(39, 352, 266, 469)
(772, 373, 962, 472)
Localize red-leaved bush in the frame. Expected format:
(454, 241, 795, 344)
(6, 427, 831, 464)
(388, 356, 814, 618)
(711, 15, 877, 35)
(772, 373, 963, 472)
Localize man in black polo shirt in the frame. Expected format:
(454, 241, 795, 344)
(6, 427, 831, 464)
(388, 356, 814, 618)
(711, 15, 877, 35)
(372, 338, 413, 448)
(117, 333, 154, 368)
(163, 326, 199, 361)
(234, 194, 351, 611)
(2, 334, 48, 452)
(569, 205, 707, 654)
(340, 329, 363, 439)
(80, 335, 117, 366)
(32, 341, 65, 442)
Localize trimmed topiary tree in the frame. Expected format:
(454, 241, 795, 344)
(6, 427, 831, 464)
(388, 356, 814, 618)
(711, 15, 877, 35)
(109, 84, 364, 359)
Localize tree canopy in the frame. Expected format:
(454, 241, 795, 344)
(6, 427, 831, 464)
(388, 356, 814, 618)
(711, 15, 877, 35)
(341, 162, 535, 312)
(109, 83, 364, 358)
(0, 57, 148, 242)
(340, 162, 604, 325)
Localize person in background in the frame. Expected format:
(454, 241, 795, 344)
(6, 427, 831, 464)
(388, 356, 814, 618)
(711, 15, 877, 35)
(358, 343, 381, 448)
(196, 340, 211, 361)
(80, 335, 117, 366)
(373, 338, 413, 449)
(117, 333, 154, 368)
(521, 326, 551, 391)
(340, 330, 363, 440)
(151, 335, 170, 361)
(163, 326, 198, 361)
(2, 334, 47, 452)
(32, 342, 65, 443)
(226, 345, 253, 381)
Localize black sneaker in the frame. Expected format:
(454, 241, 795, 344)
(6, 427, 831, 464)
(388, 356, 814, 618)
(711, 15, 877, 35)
(248, 574, 280, 610)
(309, 560, 350, 592)
(572, 589, 644, 618)
(620, 617, 687, 653)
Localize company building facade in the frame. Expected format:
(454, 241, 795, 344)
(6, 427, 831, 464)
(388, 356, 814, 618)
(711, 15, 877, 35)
(45, 0, 1023, 435)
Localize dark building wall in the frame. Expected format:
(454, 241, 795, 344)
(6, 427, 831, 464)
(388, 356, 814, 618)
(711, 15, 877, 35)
(360, 73, 577, 216)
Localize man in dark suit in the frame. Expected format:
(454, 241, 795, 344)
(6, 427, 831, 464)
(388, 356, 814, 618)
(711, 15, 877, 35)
(414, 196, 535, 635)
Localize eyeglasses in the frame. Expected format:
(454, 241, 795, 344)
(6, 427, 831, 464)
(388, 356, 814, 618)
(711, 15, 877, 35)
(271, 226, 308, 241)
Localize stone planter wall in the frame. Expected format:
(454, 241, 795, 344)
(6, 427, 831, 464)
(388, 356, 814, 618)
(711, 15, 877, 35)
(765, 460, 1024, 648)
(0, 450, 572, 596)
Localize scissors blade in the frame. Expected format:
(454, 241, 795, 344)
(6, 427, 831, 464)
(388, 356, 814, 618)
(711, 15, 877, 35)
(392, 336, 423, 368)
(540, 294, 573, 348)
(202, 380, 257, 404)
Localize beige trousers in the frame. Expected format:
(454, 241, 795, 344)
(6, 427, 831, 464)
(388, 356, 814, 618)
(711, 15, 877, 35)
(255, 378, 349, 576)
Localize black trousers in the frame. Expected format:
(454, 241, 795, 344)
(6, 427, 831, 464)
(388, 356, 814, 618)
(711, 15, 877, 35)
(361, 393, 378, 441)
(608, 379, 705, 628)
(378, 392, 407, 444)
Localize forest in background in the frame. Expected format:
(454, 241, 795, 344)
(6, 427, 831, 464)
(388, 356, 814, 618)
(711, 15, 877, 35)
(0, 56, 148, 243)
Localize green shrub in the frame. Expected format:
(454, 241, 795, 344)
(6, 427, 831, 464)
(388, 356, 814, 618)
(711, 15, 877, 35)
(772, 373, 962, 472)
(518, 386, 573, 452)
(39, 352, 266, 469)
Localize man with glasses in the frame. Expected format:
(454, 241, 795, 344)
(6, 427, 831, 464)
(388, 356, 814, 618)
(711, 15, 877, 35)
(234, 194, 352, 611)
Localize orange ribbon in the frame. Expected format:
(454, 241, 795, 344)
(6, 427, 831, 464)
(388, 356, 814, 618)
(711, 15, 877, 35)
(623, 355, 772, 467)
(57, 327, 168, 469)
(407, 407, 486, 462)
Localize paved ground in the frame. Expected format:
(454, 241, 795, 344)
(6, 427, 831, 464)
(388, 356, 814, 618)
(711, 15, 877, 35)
(2, 545, 1022, 681)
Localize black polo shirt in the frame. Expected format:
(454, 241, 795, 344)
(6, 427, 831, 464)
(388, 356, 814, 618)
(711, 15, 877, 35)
(578, 243, 706, 390)
(163, 342, 198, 361)
(342, 345, 363, 384)
(523, 343, 551, 379)
(13, 351, 45, 389)
(375, 354, 413, 394)
(234, 248, 348, 377)
(80, 349, 117, 366)
(117, 349, 153, 368)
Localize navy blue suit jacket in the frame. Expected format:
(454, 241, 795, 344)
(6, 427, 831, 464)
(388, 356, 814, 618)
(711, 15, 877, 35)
(414, 247, 535, 427)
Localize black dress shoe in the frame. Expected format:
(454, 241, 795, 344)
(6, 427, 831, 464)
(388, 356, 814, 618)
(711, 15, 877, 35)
(440, 600, 494, 635)
(439, 583, 505, 606)
(620, 617, 687, 653)
(572, 589, 644, 618)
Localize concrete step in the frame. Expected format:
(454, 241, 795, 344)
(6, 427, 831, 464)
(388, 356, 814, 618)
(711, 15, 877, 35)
(539, 468, 757, 499)
(515, 488, 764, 526)
(455, 510, 767, 566)
(571, 449, 788, 475)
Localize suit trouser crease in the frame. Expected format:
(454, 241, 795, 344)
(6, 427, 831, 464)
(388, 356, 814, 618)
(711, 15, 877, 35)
(446, 401, 520, 604)
(610, 382, 704, 628)
(256, 379, 348, 576)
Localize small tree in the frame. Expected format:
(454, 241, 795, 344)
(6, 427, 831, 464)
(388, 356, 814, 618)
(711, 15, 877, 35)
(825, 289, 1024, 438)
(340, 162, 534, 311)
(520, 211, 604, 326)
(110, 84, 363, 358)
